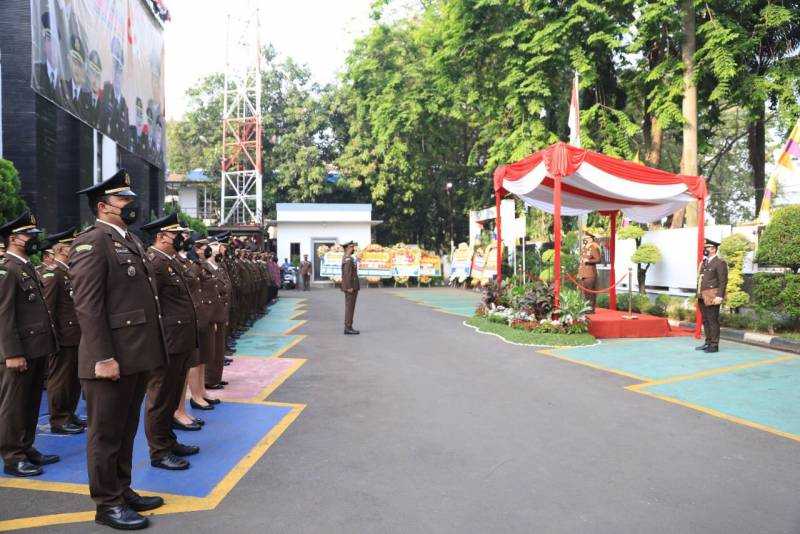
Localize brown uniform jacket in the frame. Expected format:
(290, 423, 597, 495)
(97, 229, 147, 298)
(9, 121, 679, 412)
(203, 261, 230, 324)
(0, 254, 59, 360)
(148, 248, 199, 355)
(69, 224, 166, 379)
(699, 255, 728, 299)
(176, 255, 210, 330)
(577, 242, 601, 279)
(300, 260, 312, 277)
(341, 255, 360, 292)
(41, 261, 81, 347)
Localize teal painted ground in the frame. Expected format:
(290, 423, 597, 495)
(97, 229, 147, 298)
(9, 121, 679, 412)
(234, 298, 306, 356)
(550, 337, 785, 380)
(395, 288, 481, 317)
(646, 357, 800, 435)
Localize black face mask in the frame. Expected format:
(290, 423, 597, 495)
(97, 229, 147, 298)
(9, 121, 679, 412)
(21, 237, 40, 256)
(214, 253, 223, 263)
(171, 232, 185, 252)
(119, 202, 140, 225)
(187, 248, 200, 262)
(183, 235, 195, 252)
(203, 246, 213, 259)
(703, 248, 711, 257)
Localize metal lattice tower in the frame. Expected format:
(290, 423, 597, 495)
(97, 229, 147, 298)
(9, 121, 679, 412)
(219, 4, 263, 226)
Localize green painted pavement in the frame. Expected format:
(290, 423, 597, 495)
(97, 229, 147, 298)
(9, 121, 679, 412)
(644, 357, 800, 436)
(550, 337, 786, 381)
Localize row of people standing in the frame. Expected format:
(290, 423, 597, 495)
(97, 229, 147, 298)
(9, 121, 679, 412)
(0, 169, 279, 531)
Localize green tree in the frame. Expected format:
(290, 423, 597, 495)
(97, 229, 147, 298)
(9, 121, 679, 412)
(0, 159, 27, 223)
(756, 205, 800, 270)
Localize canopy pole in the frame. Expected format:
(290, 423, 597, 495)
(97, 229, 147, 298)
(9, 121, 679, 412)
(495, 191, 503, 288)
(695, 195, 706, 339)
(553, 173, 563, 309)
(609, 211, 618, 310)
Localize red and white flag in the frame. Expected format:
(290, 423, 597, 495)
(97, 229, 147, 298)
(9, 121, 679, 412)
(568, 72, 581, 147)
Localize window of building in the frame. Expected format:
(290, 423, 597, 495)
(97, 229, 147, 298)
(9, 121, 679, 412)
(290, 242, 300, 265)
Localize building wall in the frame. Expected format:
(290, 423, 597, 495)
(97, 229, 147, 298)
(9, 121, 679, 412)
(276, 203, 373, 223)
(276, 222, 372, 265)
(178, 187, 199, 217)
(0, 0, 164, 234)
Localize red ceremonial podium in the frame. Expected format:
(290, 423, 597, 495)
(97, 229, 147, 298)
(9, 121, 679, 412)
(587, 308, 673, 339)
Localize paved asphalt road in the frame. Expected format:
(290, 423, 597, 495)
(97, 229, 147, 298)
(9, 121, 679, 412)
(6, 288, 800, 533)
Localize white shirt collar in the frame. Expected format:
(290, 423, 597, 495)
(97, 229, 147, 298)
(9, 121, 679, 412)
(707, 253, 717, 262)
(97, 219, 127, 239)
(55, 258, 69, 270)
(6, 251, 30, 265)
(150, 247, 173, 259)
(207, 261, 218, 271)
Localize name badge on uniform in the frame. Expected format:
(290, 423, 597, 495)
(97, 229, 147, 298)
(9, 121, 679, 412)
(127, 266, 136, 277)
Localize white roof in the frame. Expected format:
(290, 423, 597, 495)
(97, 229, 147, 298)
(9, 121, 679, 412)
(275, 203, 374, 223)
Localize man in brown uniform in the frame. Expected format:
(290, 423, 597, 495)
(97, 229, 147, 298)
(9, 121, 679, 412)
(341, 241, 360, 335)
(300, 254, 312, 291)
(41, 228, 85, 435)
(697, 238, 728, 354)
(0, 211, 60, 477)
(71, 169, 166, 530)
(577, 232, 602, 312)
(142, 213, 200, 470)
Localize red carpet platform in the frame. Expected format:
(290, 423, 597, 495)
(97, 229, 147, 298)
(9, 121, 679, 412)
(588, 308, 677, 339)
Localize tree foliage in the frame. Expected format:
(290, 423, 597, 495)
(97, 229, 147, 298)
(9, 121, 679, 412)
(0, 159, 27, 224)
(756, 204, 800, 270)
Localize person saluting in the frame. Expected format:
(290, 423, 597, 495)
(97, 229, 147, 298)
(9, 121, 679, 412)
(70, 169, 167, 530)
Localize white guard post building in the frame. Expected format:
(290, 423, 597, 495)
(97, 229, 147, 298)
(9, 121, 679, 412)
(270, 203, 382, 282)
(469, 198, 526, 264)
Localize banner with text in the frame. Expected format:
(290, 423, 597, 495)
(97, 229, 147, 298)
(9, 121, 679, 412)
(320, 248, 343, 277)
(392, 246, 421, 277)
(449, 243, 473, 280)
(419, 251, 442, 277)
(31, 0, 166, 168)
(357, 247, 393, 278)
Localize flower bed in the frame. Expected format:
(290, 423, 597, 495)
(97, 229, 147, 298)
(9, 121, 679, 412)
(465, 316, 596, 347)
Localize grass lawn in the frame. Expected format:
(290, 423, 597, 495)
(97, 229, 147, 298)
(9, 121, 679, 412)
(777, 332, 800, 341)
(465, 316, 596, 347)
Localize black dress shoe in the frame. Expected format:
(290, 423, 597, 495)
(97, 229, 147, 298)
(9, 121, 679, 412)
(219, 380, 229, 386)
(71, 414, 88, 427)
(206, 383, 225, 390)
(172, 443, 200, 456)
(172, 419, 202, 431)
(4, 460, 43, 477)
(124, 492, 164, 512)
(344, 328, 360, 335)
(51, 422, 85, 435)
(704, 346, 719, 353)
(190, 398, 214, 411)
(96, 505, 149, 530)
(224, 357, 233, 364)
(192, 416, 205, 426)
(26, 449, 59, 466)
(204, 397, 221, 405)
(695, 344, 709, 351)
(151, 453, 190, 470)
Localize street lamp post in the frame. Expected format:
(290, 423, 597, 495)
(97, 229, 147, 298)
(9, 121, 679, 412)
(445, 182, 455, 257)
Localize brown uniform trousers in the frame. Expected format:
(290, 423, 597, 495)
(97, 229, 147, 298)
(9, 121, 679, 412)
(145, 250, 199, 460)
(70, 225, 166, 507)
(204, 261, 231, 387)
(578, 242, 601, 311)
(341, 255, 360, 329)
(0, 255, 59, 464)
(300, 260, 312, 291)
(41, 262, 82, 428)
(698, 255, 728, 348)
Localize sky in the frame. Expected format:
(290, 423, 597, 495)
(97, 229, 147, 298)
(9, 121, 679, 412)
(163, 0, 378, 120)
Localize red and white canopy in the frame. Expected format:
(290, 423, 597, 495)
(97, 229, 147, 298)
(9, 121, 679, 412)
(493, 143, 707, 223)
